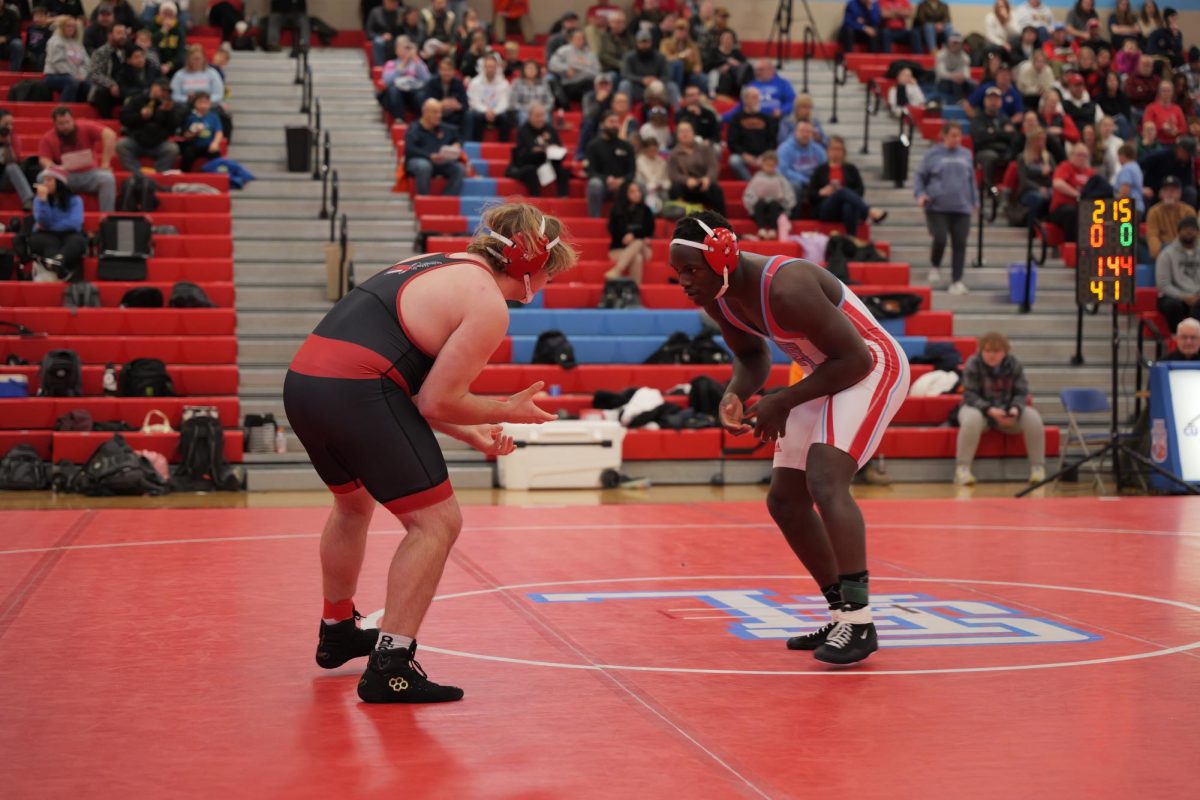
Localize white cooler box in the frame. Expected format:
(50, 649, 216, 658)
(497, 420, 626, 489)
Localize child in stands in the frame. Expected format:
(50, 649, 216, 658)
(178, 90, 224, 171)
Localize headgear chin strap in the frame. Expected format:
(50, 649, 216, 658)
(669, 218, 739, 299)
(484, 216, 561, 303)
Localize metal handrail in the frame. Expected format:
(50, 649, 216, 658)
(801, 26, 815, 93)
(337, 214, 354, 299)
(1018, 218, 1049, 314)
(300, 63, 312, 115)
(1134, 317, 1168, 418)
(319, 161, 332, 219)
(293, 43, 307, 85)
(860, 79, 881, 155)
(328, 171, 340, 237)
(313, 128, 328, 180)
(829, 54, 847, 124)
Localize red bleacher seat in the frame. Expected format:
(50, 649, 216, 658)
(81, 258, 234, 283)
(0, 282, 235, 308)
(0, 397, 239, 430)
(8, 365, 238, 396)
(5, 336, 237, 364)
(3, 309, 235, 336)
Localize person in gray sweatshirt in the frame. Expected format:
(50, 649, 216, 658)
(954, 331, 1046, 486)
(914, 121, 978, 295)
(1156, 214, 1200, 333)
(44, 16, 91, 104)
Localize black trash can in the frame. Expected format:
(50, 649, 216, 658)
(285, 125, 313, 173)
(881, 135, 910, 188)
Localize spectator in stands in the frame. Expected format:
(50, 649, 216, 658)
(880, 0, 921, 54)
(935, 33, 974, 102)
(142, 1, 192, 31)
(132, 26, 161, 72)
(1156, 214, 1200, 331)
(116, 79, 179, 173)
(742, 150, 794, 239)
(1073, 46, 1103, 94)
(178, 90, 223, 172)
(1138, 119, 1160, 157)
(1139, 0, 1164, 39)
(1013, 126, 1054, 223)
(887, 67, 927, 117)
(954, 332, 1046, 486)
(543, 11, 578, 63)
(404, 99, 465, 196)
(455, 27, 491, 80)
(1114, 36, 1140, 76)
(1144, 80, 1186, 145)
(972, 88, 1015, 186)
(596, 11, 634, 77)
(44, 16, 90, 104)
(1065, 0, 1097, 40)
(1146, 175, 1195, 257)
(621, 29, 675, 105)
(493, 0, 533, 45)
(915, 0, 954, 55)
(549, 28, 600, 106)
(985, 0, 1019, 56)
(968, 64, 1022, 121)
(511, 60, 553, 126)
(676, 84, 720, 146)
(585, 110, 636, 217)
(806, 135, 888, 238)
(366, 0, 403, 67)
(661, 17, 703, 94)
(1147, 6, 1183, 66)
(573, 74, 613, 159)
(0, 109, 32, 209)
(421, 56, 466, 131)
(85, 3, 116, 53)
(1013, 24, 1040, 64)
(1049, 142, 1094, 242)
(635, 134, 669, 212)
(1162, 317, 1200, 360)
(380, 37, 430, 121)
(266, 0, 308, 53)
(171, 44, 224, 106)
(1095, 115, 1123, 180)
(453, 6, 488, 52)
(1061, 73, 1100, 134)
(1114, 142, 1146, 223)
(100, 1, 139, 31)
(1080, 19, 1111, 58)
(396, 7, 424, 49)
(704, 29, 749, 98)
(1179, 46, 1200, 108)
(776, 120, 826, 200)
(151, 2, 186, 75)
(419, 0, 455, 62)
(24, 5, 52, 72)
(780, 94, 827, 146)
(727, 86, 776, 181)
(117, 45, 155, 99)
(667, 119, 724, 214)
(465, 52, 513, 142)
(506, 102, 568, 197)
(1038, 88, 1078, 162)
(609, 90, 640, 140)
(38, 106, 116, 211)
(30, 166, 86, 281)
(0, 0, 23, 72)
(639, 105, 673, 151)
(748, 59, 795, 119)
(1109, 0, 1139, 51)
(1013, 0, 1055, 40)
(87, 23, 127, 118)
(1142, 137, 1197, 207)
(915, 121, 976, 293)
(840, 0, 881, 54)
(48, 2, 86, 18)
(607, 179, 654, 282)
(1096, 70, 1133, 139)
(1126, 55, 1161, 117)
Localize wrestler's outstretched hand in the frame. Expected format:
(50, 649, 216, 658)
(504, 381, 557, 423)
(459, 424, 516, 456)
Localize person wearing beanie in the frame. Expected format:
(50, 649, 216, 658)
(30, 165, 88, 281)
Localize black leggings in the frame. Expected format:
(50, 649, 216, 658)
(925, 210, 971, 282)
(670, 181, 727, 215)
(29, 230, 87, 277)
(752, 199, 786, 230)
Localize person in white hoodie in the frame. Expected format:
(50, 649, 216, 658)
(43, 16, 90, 104)
(465, 52, 514, 142)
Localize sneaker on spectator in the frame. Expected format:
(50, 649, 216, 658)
(954, 465, 976, 486)
(1029, 466, 1046, 484)
(927, 268, 941, 285)
(948, 281, 969, 295)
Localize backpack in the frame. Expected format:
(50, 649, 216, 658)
(9, 214, 34, 264)
(825, 235, 884, 284)
(598, 278, 642, 309)
(97, 215, 153, 257)
(120, 286, 164, 307)
(63, 281, 102, 308)
(0, 444, 49, 490)
(54, 409, 94, 431)
(37, 349, 82, 397)
(7, 79, 54, 103)
(174, 415, 242, 491)
(77, 434, 168, 496)
(644, 331, 693, 364)
(909, 341, 963, 372)
(118, 358, 175, 397)
(0, 247, 17, 281)
(117, 174, 161, 213)
(168, 281, 214, 308)
(861, 292, 924, 320)
(531, 330, 577, 369)
(688, 375, 725, 417)
(685, 330, 732, 364)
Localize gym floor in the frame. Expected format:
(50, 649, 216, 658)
(2, 494, 1197, 798)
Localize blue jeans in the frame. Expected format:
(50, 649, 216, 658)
(5, 38, 23, 72)
(587, 177, 616, 218)
(382, 86, 419, 120)
(817, 188, 870, 237)
(1, 162, 32, 206)
(372, 36, 392, 67)
(882, 27, 922, 54)
(919, 23, 954, 55)
(406, 157, 465, 196)
(43, 74, 88, 103)
(728, 154, 754, 181)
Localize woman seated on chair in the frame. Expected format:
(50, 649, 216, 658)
(30, 166, 87, 282)
(954, 331, 1046, 486)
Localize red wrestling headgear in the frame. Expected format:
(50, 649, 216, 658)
(485, 215, 561, 302)
(669, 217, 740, 299)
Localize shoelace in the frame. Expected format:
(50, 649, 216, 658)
(825, 621, 855, 650)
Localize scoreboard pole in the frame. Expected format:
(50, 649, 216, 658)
(1020, 198, 1198, 496)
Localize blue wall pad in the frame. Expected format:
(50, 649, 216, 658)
(459, 196, 492, 216)
(507, 309, 704, 337)
(463, 142, 482, 158)
(878, 317, 905, 337)
(461, 178, 498, 196)
(1136, 262, 1155, 288)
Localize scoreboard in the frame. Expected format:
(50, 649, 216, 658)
(1076, 198, 1137, 305)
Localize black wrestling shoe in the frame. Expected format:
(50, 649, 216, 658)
(315, 609, 379, 669)
(813, 616, 879, 666)
(357, 642, 464, 704)
(786, 616, 839, 651)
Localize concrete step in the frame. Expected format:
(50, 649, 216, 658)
(234, 259, 405, 284)
(232, 198, 408, 220)
(234, 177, 400, 198)
(226, 98, 380, 114)
(239, 338, 308, 364)
(232, 127, 389, 146)
(239, 311, 326, 335)
(235, 240, 409, 263)
(236, 162, 400, 182)
(236, 285, 329, 306)
(231, 142, 394, 163)
(948, 312, 1117, 338)
(233, 218, 414, 241)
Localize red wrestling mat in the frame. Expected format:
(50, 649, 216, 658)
(2, 498, 1199, 799)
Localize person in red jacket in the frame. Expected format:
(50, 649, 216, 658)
(1143, 79, 1187, 144)
(493, 0, 533, 44)
(1125, 55, 1162, 112)
(1049, 142, 1094, 242)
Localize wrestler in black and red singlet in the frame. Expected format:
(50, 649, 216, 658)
(284, 253, 491, 514)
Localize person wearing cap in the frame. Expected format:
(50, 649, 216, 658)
(1012, 0, 1055, 42)
(639, 104, 674, 151)
(1061, 72, 1102, 133)
(971, 87, 1015, 186)
(661, 16, 704, 93)
(85, 3, 116, 54)
(1108, 0, 1139, 51)
(935, 33, 974, 103)
(419, 56, 467, 131)
(1140, 136, 1197, 208)
(30, 166, 87, 281)
(1156, 214, 1200, 332)
(549, 28, 600, 106)
(1041, 23, 1078, 73)
(967, 65, 1023, 121)
(116, 78, 180, 173)
(1145, 175, 1196, 257)
(879, 0, 922, 54)
(1161, 317, 1200, 361)
(1147, 6, 1183, 67)
(620, 29, 677, 106)
(1143, 79, 1186, 145)
(1064, 0, 1097, 41)
(839, 0, 882, 54)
